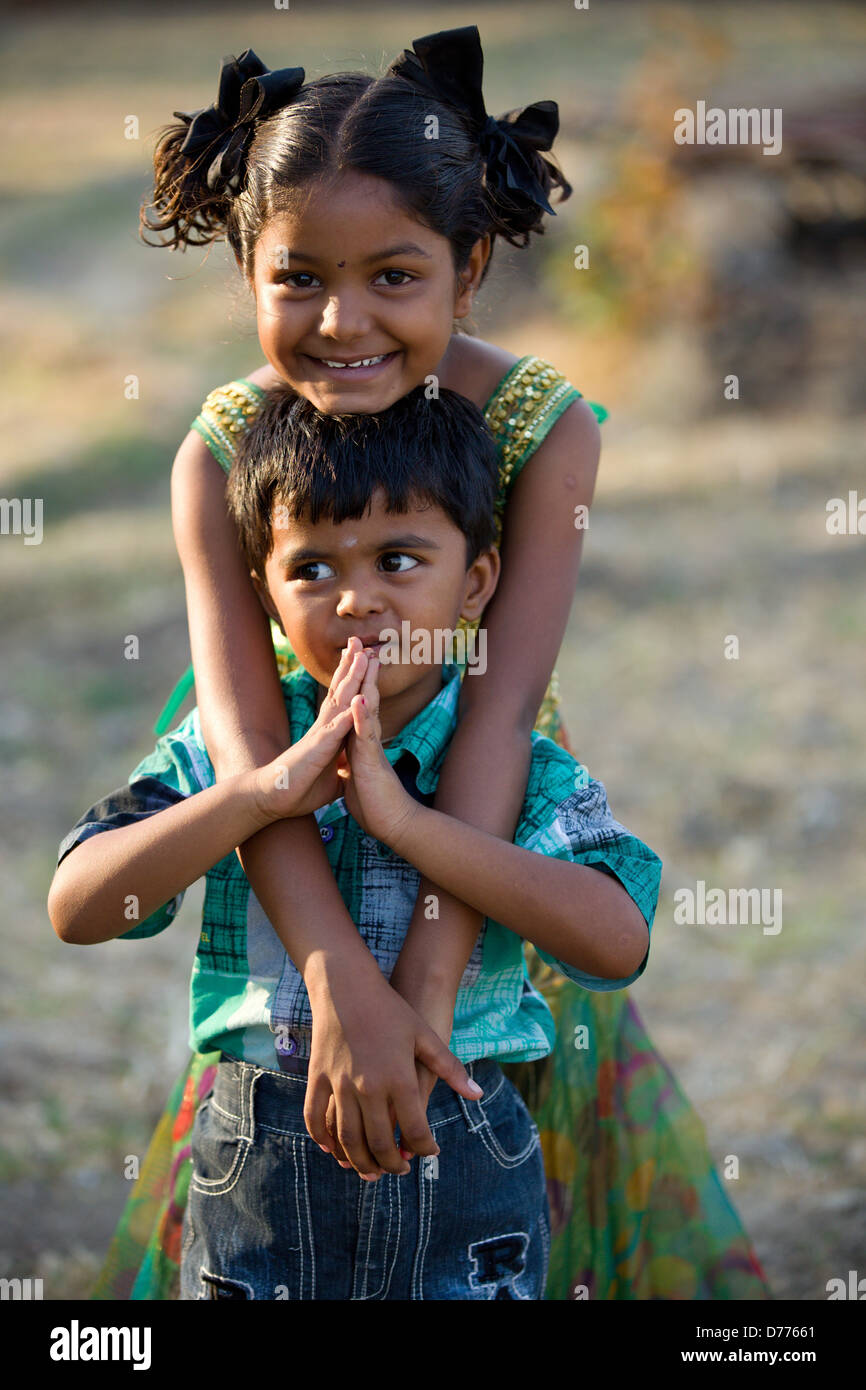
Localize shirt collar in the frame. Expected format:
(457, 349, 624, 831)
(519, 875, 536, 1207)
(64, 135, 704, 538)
(284, 663, 462, 797)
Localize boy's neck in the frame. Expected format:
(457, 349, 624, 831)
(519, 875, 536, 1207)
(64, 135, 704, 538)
(314, 665, 446, 743)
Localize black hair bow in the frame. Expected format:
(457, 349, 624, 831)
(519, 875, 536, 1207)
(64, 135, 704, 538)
(387, 25, 559, 217)
(175, 49, 305, 195)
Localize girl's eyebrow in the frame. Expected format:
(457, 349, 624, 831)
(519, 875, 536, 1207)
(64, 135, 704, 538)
(284, 243, 433, 266)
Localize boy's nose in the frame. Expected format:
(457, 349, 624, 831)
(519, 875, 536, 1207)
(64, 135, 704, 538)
(335, 587, 386, 618)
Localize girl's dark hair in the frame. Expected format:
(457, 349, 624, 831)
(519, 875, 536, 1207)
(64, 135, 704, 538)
(227, 385, 499, 577)
(142, 67, 571, 283)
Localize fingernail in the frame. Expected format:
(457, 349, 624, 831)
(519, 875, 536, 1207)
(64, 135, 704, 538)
(468, 1081, 483, 1096)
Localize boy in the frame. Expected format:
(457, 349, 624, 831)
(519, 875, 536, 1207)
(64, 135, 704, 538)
(48, 386, 661, 1301)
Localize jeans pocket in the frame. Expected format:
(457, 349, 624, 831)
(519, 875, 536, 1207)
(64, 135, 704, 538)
(475, 1076, 541, 1170)
(189, 1098, 253, 1196)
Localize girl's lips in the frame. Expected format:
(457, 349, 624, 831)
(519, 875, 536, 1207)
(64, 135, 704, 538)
(305, 351, 399, 382)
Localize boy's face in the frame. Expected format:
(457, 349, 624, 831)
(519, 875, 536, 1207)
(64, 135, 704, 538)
(256, 489, 499, 732)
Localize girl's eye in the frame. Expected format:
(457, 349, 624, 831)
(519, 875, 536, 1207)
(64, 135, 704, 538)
(294, 561, 334, 581)
(379, 552, 419, 573)
(283, 272, 321, 289)
(374, 269, 415, 287)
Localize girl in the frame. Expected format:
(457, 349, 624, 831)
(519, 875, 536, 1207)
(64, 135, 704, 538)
(94, 26, 769, 1300)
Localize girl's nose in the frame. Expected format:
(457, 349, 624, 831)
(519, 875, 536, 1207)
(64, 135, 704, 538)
(319, 292, 372, 341)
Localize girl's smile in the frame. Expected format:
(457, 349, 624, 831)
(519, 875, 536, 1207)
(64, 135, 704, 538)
(251, 171, 483, 414)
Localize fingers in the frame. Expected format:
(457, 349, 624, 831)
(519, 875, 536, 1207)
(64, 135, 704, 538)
(331, 642, 369, 710)
(393, 1063, 438, 1157)
(331, 1088, 390, 1182)
(415, 1030, 484, 1101)
(388, 1081, 440, 1161)
(356, 1092, 412, 1177)
(324, 1094, 351, 1168)
(324, 639, 358, 705)
(350, 659, 382, 742)
(303, 1071, 336, 1153)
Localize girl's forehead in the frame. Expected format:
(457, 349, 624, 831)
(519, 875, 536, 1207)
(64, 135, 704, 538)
(259, 172, 438, 248)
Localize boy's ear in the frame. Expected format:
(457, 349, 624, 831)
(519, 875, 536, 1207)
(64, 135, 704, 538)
(250, 572, 284, 632)
(453, 235, 491, 319)
(459, 545, 500, 622)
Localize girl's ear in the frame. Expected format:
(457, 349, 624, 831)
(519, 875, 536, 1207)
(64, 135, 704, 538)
(453, 235, 491, 319)
(459, 544, 500, 622)
(251, 572, 284, 632)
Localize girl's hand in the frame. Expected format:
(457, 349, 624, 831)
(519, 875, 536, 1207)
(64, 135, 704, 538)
(252, 638, 369, 823)
(304, 961, 481, 1181)
(336, 657, 421, 851)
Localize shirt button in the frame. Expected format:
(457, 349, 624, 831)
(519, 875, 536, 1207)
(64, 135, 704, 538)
(320, 826, 334, 844)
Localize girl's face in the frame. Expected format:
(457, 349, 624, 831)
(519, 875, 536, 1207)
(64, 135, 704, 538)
(249, 171, 488, 414)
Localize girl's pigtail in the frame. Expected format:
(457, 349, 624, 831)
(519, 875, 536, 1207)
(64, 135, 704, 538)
(140, 51, 306, 252)
(141, 117, 232, 250)
(482, 113, 573, 248)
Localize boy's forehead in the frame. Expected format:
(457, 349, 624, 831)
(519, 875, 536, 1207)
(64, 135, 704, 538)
(271, 490, 449, 547)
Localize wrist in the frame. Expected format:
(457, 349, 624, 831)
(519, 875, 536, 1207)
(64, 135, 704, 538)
(378, 794, 426, 858)
(304, 946, 383, 1005)
(247, 757, 296, 830)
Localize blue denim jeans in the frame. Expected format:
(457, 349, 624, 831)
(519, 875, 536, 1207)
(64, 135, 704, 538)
(180, 1054, 550, 1300)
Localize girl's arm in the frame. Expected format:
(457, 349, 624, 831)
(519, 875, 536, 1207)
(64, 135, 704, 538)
(389, 399, 602, 1033)
(170, 429, 481, 1180)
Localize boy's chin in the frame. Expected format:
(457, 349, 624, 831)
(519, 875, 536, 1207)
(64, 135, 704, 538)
(376, 662, 446, 701)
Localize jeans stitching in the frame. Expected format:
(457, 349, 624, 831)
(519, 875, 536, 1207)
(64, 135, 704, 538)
(412, 1155, 435, 1299)
(356, 1175, 397, 1301)
(199, 1265, 254, 1300)
(293, 1134, 316, 1300)
(467, 1231, 532, 1300)
(380, 1177, 402, 1301)
(355, 1177, 379, 1300)
(539, 1206, 551, 1294)
(474, 1121, 540, 1170)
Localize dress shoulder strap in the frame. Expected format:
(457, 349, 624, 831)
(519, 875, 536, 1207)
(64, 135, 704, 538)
(190, 378, 267, 474)
(483, 356, 609, 496)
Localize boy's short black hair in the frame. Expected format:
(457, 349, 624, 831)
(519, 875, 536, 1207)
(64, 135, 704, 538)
(227, 385, 499, 576)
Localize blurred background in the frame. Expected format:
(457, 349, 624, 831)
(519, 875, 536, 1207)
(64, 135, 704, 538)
(1, 0, 864, 1299)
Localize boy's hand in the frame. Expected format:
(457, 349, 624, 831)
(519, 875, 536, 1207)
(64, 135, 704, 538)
(336, 657, 421, 852)
(252, 638, 369, 823)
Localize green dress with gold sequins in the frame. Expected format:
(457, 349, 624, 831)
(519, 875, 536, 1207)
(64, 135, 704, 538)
(91, 357, 770, 1301)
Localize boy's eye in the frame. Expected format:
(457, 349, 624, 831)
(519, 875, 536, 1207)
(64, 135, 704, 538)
(379, 552, 419, 573)
(293, 561, 335, 581)
(374, 269, 415, 287)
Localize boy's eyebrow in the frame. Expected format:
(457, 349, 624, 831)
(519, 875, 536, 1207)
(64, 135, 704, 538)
(284, 243, 433, 266)
(276, 533, 442, 570)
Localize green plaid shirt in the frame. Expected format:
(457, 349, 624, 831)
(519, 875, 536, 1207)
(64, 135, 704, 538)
(58, 665, 661, 1070)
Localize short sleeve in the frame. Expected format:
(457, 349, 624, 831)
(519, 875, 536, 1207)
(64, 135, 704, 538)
(190, 379, 267, 475)
(56, 711, 214, 940)
(516, 742, 662, 992)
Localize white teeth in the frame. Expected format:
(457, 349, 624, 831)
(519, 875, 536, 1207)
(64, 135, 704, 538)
(321, 354, 388, 369)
